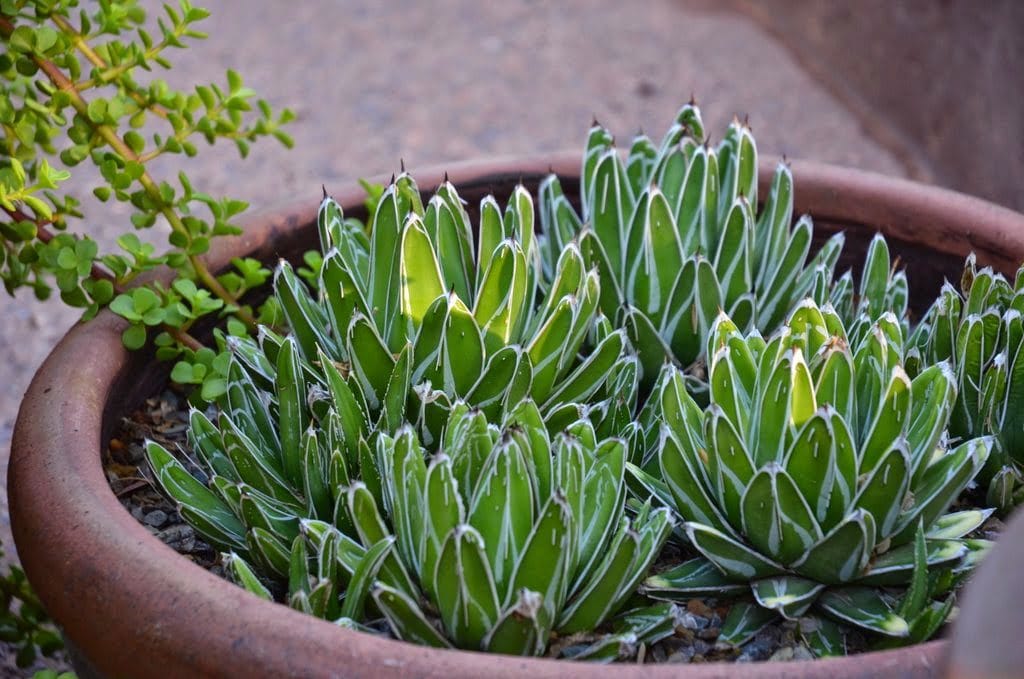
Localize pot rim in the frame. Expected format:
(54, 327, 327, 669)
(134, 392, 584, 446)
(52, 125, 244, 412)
(11, 153, 1024, 678)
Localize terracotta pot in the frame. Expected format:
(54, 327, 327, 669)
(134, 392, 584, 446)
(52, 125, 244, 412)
(11, 154, 1024, 678)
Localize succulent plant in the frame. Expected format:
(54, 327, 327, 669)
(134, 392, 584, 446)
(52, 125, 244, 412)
(537, 104, 845, 390)
(828, 233, 910, 342)
(274, 181, 634, 445)
(145, 185, 675, 658)
(909, 256, 1024, 512)
(636, 300, 993, 645)
(141, 102, 1011, 662)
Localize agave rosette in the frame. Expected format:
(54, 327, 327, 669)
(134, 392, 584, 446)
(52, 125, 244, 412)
(271, 181, 634, 445)
(148, 395, 673, 656)
(909, 256, 1024, 512)
(537, 104, 845, 390)
(636, 300, 993, 642)
(144, 172, 675, 657)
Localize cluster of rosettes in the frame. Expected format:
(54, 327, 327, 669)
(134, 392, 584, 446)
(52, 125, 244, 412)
(148, 103, 1009, 659)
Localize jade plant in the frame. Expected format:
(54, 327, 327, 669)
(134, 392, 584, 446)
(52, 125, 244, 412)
(908, 256, 1024, 512)
(637, 301, 992, 649)
(0, 0, 293, 400)
(0, 0, 289, 668)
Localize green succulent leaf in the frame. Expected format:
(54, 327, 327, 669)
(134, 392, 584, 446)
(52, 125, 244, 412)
(817, 587, 909, 638)
(751, 576, 824, 620)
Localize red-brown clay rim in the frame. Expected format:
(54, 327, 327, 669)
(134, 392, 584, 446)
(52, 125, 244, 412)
(11, 154, 1024, 678)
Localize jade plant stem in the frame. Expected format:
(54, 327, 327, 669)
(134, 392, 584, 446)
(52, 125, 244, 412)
(0, 14, 254, 328)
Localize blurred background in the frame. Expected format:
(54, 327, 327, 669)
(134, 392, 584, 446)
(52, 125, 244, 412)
(0, 0, 1020, 668)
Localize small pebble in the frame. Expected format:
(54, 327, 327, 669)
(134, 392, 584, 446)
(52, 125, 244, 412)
(143, 509, 168, 527)
(678, 612, 708, 630)
(792, 645, 815, 661)
(769, 646, 795, 661)
(159, 524, 195, 552)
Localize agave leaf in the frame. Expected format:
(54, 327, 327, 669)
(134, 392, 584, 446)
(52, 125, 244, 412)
(564, 634, 637, 663)
(275, 336, 307, 489)
(476, 196, 505, 292)
(685, 523, 784, 580)
(660, 428, 732, 535)
(508, 493, 573, 625)
(591, 148, 632, 281)
(559, 517, 636, 633)
(757, 216, 812, 331)
(434, 525, 501, 649)
(612, 602, 679, 647)
(339, 537, 394, 621)
(369, 175, 421, 347)
(346, 313, 395, 412)
(817, 587, 909, 638)
(705, 406, 754, 528)
(420, 454, 465, 599)
(372, 582, 452, 649)
(225, 360, 278, 460)
(891, 436, 991, 545)
(468, 437, 535, 594)
(625, 133, 657, 196)
(504, 400, 552, 510)
(719, 601, 777, 646)
(608, 506, 674, 613)
(247, 526, 292, 578)
(660, 259, 702, 366)
(527, 295, 576, 403)
(906, 363, 956, 484)
(378, 343, 412, 432)
(220, 415, 299, 506)
(626, 188, 683, 320)
(783, 411, 837, 526)
(275, 260, 333, 360)
(927, 508, 995, 540)
(708, 347, 750, 436)
(530, 243, 585, 340)
(542, 329, 625, 409)
(643, 558, 748, 598)
(320, 249, 370, 359)
(399, 214, 446, 332)
(751, 576, 825, 620)
(814, 342, 856, 437)
(465, 346, 532, 420)
(860, 368, 912, 474)
(146, 441, 246, 551)
(852, 441, 911, 538)
(188, 408, 237, 481)
(624, 306, 674, 386)
(754, 163, 794, 288)
(301, 428, 331, 520)
(483, 589, 545, 656)
(741, 464, 821, 565)
(426, 186, 475, 303)
(579, 228, 625, 320)
(715, 197, 753, 310)
(800, 615, 846, 658)
(318, 348, 369, 467)
(823, 408, 859, 531)
(574, 438, 627, 581)
(859, 235, 891, 321)
(793, 509, 875, 584)
(445, 406, 494, 502)
(224, 552, 273, 600)
(474, 239, 527, 353)
(624, 462, 676, 511)
(383, 426, 427, 572)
